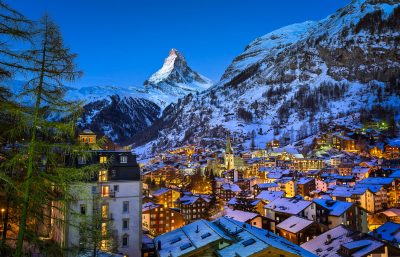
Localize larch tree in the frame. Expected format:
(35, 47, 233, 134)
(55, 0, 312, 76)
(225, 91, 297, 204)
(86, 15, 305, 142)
(4, 14, 85, 257)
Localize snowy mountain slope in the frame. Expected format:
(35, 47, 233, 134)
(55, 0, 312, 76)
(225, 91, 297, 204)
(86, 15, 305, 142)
(133, 0, 400, 156)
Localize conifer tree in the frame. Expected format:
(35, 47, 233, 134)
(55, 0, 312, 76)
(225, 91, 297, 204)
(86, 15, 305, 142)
(0, 14, 84, 257)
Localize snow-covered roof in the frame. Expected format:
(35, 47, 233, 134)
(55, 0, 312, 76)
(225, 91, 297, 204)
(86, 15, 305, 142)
(389, 169, 400, 178)
(302, 225, 383, 257)
(297, 177, 314, 185)
(254, 182, 279, 189)
(313, 199, 353, 216)
(227, 197, 238, 205)
(154, 217, 317, 257)
(372, 222, 400, 243)
(277, 216, 314, 233)
(256, 190, 285, 202)
(224, 208, 259, 223)
(152, 187, 172, 196)
(357, 177, 394, 186)
(341, 240, 384, 257)
(216, 217, 316, 257)
(330, 186, 368, 198)
(222, 183, 242, 192)
(142, 202, 162, 212)
(379, 208, 400, 218)
(265, 197, 312, 215)
(352, 166, 370, 174)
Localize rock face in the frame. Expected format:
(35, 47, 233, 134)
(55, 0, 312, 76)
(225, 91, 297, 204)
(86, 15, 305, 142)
(78, 95, 160, 145)
(134, 0, 400, 155)
(76, 49, 212, 144)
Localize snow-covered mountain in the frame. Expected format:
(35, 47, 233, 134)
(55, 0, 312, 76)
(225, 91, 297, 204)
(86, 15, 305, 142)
(142, 48, 213, 108)
(73, 49, 212, 143)
(134, 0, 400, 155)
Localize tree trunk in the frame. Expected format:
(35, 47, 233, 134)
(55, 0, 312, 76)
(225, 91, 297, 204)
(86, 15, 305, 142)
(1, 187, 11, 246)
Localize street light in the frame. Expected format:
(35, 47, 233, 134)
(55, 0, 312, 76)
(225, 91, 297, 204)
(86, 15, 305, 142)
(1, 208, 4, 221)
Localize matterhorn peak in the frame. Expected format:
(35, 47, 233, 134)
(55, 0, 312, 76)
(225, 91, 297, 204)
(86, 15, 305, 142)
(143, 48, 213, 108)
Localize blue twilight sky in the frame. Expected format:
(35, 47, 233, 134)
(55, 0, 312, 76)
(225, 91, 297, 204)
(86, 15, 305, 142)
(10, 0, 349, 87)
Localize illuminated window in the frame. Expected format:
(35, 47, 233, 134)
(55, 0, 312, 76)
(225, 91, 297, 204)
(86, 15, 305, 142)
(100, 156, 107, 164)
(101, 186, 110, 197)
(101, 205, 108, 219)
(99, 170, 108, 181)
(101, 222, 107, 236)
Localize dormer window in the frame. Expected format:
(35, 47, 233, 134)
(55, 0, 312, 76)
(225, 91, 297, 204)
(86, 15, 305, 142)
(120, 155, 128, 164)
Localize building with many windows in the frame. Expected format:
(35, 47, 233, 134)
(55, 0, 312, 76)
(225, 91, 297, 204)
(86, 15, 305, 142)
(51, 131, 142, 257)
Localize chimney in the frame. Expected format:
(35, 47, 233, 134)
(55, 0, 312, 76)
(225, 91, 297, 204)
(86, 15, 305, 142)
(195, 225, 199, 233)
(158, 240, 162, 250)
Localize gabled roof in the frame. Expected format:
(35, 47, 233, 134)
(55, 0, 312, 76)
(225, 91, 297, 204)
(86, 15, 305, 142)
(302, 225, 384, 257)
(313, 199, 353, 216)
(222, 183, 242, 192)
(372, 222, 400, 243)
(357, 177, 394, 186)
(142, 202, 162, 212)
(152, 187, 173, 197)
(297, 177, 314, 185)
(256, 190, 285, 202)
(224, 208, 259, 223)
(265, 197, 312, 215)
(277, 216, 314, 234)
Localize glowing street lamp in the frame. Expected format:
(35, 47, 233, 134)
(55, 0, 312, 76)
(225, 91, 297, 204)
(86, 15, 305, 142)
(1, 208, 4, 221)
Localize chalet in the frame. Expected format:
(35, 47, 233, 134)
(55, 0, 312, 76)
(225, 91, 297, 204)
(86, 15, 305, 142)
(332, 133, 359, 152)
(223, 208, 262, 228)
(330, 185, 387, 213)
(253, 182, 280, 195)
(142, 202, 185, 236)
(276, 216, 318, 245)
(264, 197, 316, 231)
(152, 187, 181, 208)
(219, 183, 241, 202)
(179, 194, 210, 224)
(313, 199, 365, 232)
(297, 177, 316, 198)
(352, 166, 371, 180)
